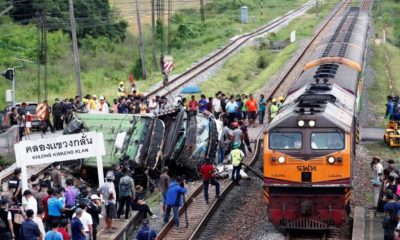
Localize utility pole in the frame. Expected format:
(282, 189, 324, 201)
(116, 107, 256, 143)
(200, 0, 205, 22)
(68, 0, 82, 97)
(167, 0, 172, 54)
(316, 0, 319, 18)
(43, 13, 48, 100)
(151, 0, 157, 68)
(260, 0, 263, 16)
(135, 0, 147, 79)
(161, 0, 165, 55)
(36, 11, 41, 102)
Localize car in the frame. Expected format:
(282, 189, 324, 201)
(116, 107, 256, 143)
(2, 102, 40, 130)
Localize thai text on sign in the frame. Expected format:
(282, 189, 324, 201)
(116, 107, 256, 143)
(14, 132, 105, 165)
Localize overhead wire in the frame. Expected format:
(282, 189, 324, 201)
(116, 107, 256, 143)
(2, 0, 382, 30)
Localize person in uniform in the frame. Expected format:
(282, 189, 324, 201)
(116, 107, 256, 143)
(269, 98, 279, 123)
(277, 96, 285, 109)
(117, 82, 126, 97)
(228, 142, 245, 186)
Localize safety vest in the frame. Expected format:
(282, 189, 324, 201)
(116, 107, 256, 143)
(117, 86, 125, 97)
(231, 149, 243, 166)
(270, 104, 279, 119)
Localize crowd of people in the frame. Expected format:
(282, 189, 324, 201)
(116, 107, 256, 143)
(2, 81, 293, 239)
(7, 79, 287, 144)
(0, 162, 163, 240)
(371, 157, 400, 240)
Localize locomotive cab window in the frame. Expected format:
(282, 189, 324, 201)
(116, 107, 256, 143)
(269, 132, 302, 150)
(311, 132, 344, 150)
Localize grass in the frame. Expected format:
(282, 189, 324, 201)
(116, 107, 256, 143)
(197, 1, 339, 97)
(366, 0, 400, 127)
(146, 191, 162, 209)
(363, 142, 400, 161)
(0, 0, 314, 107)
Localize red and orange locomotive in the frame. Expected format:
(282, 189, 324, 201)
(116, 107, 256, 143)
(263, 7, 369, 230)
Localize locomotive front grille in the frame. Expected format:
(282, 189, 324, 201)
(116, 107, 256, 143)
(281, 218, 329, 230)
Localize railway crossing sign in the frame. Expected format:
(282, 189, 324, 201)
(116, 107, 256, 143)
(14, 132, 106, 191)
(163, 55, 173, 75)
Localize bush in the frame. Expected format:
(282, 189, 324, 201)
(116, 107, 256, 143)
(227, 74, 239, 83)
(257, 55, 269, 69)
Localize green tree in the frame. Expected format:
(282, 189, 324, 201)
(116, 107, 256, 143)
(10, 0, 127, 42)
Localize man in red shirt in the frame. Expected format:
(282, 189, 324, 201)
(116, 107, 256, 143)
(57, 219, 70, 240)
(188, 95, 198, 116)
(200, 159, 220, 204)
(245, 94, 258, 127)
(43, 188, 53, 230)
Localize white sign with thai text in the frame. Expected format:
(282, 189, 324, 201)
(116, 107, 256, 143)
(14, 132, 106, 191)
(14, 132, 105, 165)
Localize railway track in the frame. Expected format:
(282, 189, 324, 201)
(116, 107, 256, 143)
(156, 0, 355, 239)
(145, 0, 316, 98)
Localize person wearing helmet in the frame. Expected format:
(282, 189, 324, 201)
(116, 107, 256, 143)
(277, 96, 285, 109)
(229, 142, 245, 186)
(89, 95, 98, 111)
(269, 98, 279, 122)
(231, 121, 244, 154)
(118, 82, 126, 97)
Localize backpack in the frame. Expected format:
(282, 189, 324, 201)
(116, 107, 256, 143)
(119, 179, 131, 197)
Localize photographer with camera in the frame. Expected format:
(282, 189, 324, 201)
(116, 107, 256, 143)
(164, 176, 187, 228)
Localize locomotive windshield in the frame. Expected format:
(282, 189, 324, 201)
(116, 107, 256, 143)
(269, 132, 302, 150)
(311, 132, 344, 150)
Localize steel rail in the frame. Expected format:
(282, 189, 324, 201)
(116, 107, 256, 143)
(185, 0, 353, 239)
(145, 0, 315, 98)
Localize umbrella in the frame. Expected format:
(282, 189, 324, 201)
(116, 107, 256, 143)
(180, 85, 202, 94)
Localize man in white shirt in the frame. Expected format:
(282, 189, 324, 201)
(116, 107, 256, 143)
(33, 209, 45, 240)
(22, 190, 38, 216)
(97, 96, 109, 113)
(73, 199, 93, 240)
(371, 156, 384, 208)
(212, 93, 222, 119)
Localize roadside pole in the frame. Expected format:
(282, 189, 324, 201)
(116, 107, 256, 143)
(68, 0, 82, 97)
(135, 0, 147, 79)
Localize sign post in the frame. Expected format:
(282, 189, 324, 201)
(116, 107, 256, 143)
(14, 132, 106, 191)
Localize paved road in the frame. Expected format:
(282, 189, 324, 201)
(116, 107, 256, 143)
(361, 127, 385, 141)
(364, 208, 385, 240)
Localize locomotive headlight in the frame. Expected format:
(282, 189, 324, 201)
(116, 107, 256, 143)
(278, 156, 286, 164)
(327, 156, 335, 164)
(297, 120, 305, 127)
(308, 120, 316, 127)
